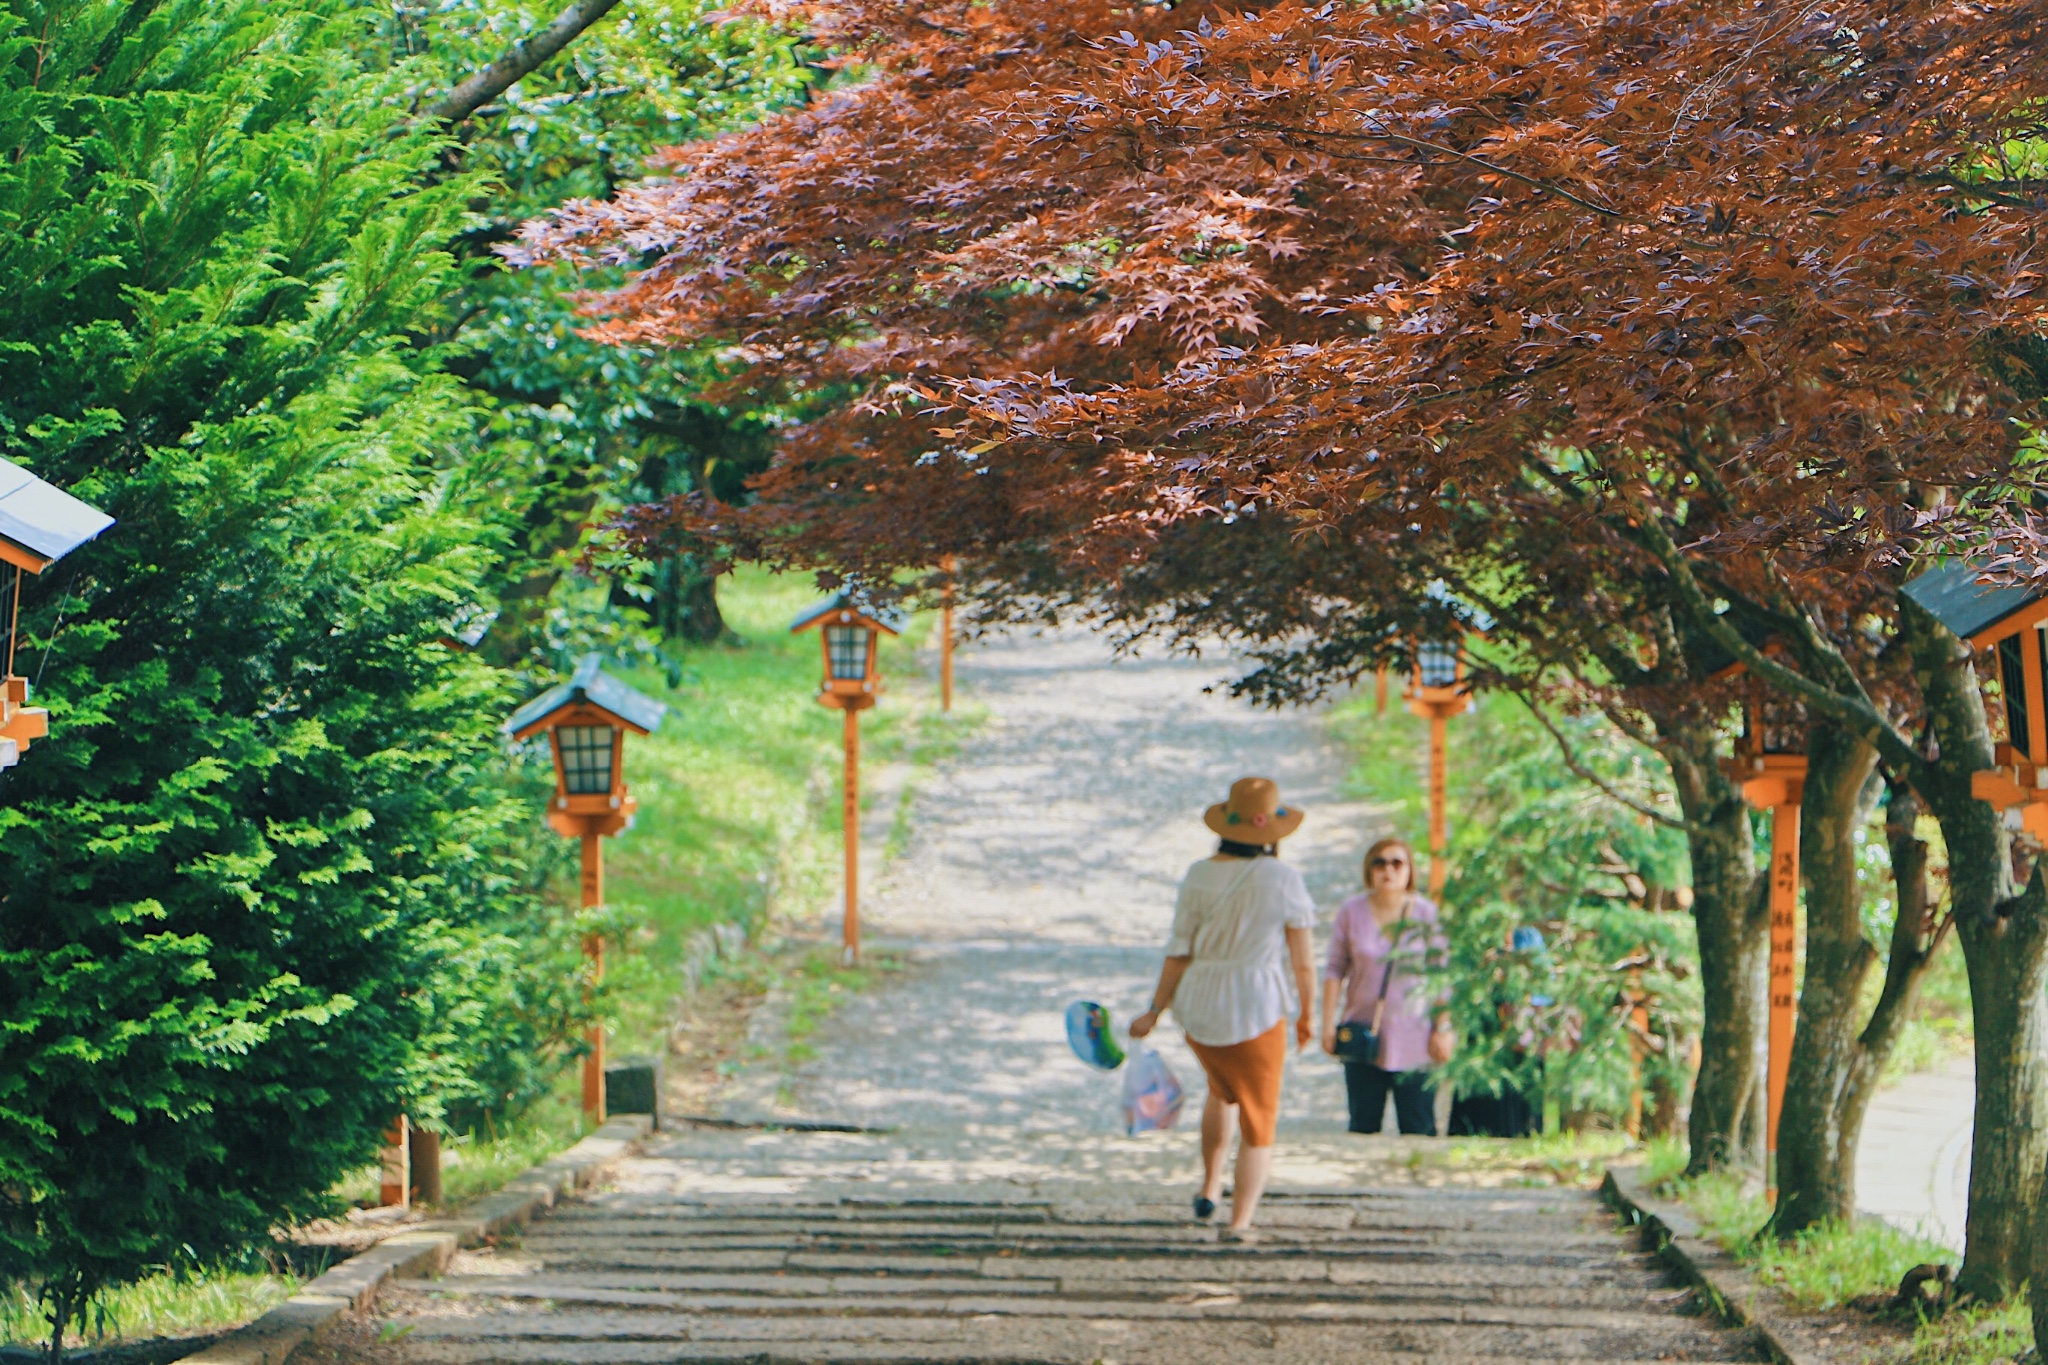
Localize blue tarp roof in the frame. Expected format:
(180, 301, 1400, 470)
(506, 653, 668, 737)
(1901, 561, 2043, 642)
(0, 457, 113, 569)
(789, 589, 907, 635)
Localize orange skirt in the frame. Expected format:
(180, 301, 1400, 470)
(1186, 1021, 1287, 1146)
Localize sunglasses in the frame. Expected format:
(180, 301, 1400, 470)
(1370, 857, 1408, 869)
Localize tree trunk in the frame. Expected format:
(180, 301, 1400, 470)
(1772, 719, 1880, 1234)
(1663, 717, 1769, 1175)
(1833, 776, 1941, 1201)
(654, 553, 728, 645)
(1902, 599, 2048, 1302)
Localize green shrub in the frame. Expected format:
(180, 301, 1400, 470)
(0, 2, 578, 1350)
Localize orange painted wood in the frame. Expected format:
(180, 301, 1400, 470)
(941, 555, 956, 712)
(1766, 800, 1800, 1187)
(1427, 713, 1448, 897)
(843, 705, 861, 964)
(581, 834, 607, 1123)
(0, 540, 52, 575)
(379, 1115, 411, 1208)
(1967, 593, 2048, 650)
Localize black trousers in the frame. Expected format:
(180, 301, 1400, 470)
(1448, 1084, 1539, 1139)
(1343, 1062, 1437, 1135)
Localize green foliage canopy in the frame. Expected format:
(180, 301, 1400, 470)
(0, 0, 575, 1342)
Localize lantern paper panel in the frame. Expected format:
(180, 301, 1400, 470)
(825, 624, 871, 681)
(1417, 639, 1459, 689)
(557, 724, 617, 794)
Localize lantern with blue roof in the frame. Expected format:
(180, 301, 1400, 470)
(0, 457, 114, 770)
(1903, 561, 2048, 837)
(791, 591, 905, 963)
(507, 654, 668, 1121)
(1404, 595, 1488, 895)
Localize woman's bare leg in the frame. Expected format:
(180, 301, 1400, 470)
(1229, 1144, 1274, 1230)
(1200, 1092, 1235, 1201)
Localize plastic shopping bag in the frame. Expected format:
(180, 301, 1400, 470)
(1120, 1044, 1185, 1135)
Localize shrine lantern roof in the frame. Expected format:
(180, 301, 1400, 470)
(1901, 561, 2048, 648)
(506, 653, 668, 741)
(789, 589, 907, 636)
(0, 457, 114, 573)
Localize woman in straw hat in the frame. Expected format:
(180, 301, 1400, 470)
(1130, 777, 1316, 1239)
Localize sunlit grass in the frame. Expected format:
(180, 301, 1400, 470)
(1658, 1167, 1955, 1312)
(601, 567, 953, 1058)
(0, 1267, 296, 1352)
(783, 946, 906, 1066)
(1910, 1292, 2031, 1364)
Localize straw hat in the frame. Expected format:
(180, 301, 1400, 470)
(1203, 776, 1305, 843)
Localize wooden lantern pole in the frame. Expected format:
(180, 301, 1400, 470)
(940, 555, 956, 713)
(379, 1115, 410, 1209)
(1723, 722, 1805, 1196)
(1764, 798, 1800, 1189)
(581, 830, 607, 1122)
(843, 705, 861, 965)
(1427, 713, 1449, 897)
(1375, 665, 1389, 717)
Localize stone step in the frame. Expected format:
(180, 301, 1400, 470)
(379, 1309, 1754, 1362)
(536, 1219, 1605, 1236)
(423, 1282, 1699, 1327)
(517, 1227, 1625, 1255)
(429, 1271, 1675, 1309)
(514, 1248, 1656, 1279)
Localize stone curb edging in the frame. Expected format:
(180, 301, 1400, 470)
(171, 1114, 654, 1365)
(1602, 1166, 1831, 1365)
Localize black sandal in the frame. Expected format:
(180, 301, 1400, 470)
(1192, 1195, 1217, 1221)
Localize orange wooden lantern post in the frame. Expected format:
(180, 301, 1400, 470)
(1720, 702, 1807, 1192)
(0, 457, 114, 769)
(940, 556, 957, 713)
(1903, 563, 2048, 836)
(792, 592, 903, 965)
(508, 655, 668, 1123)
(1405, 636, 1475, 897)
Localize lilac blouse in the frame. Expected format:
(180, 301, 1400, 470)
(1324, 893, 1446, 1074)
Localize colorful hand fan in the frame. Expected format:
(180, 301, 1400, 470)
(1064, 1000, 1126, 1070)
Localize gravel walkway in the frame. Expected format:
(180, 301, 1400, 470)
(728, 627, 1393, 1137)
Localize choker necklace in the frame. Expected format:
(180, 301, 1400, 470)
(1217, 838, 1275, 858)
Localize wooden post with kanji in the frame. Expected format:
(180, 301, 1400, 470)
(1722, 705, 1807, 1193)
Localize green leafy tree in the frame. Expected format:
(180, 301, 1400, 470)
(391, 0, 815, 661)
(0, 2, 580, 1353)
(1427, 700, 1700, 1130)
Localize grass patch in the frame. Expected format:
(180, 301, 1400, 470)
(783, 947, 906, 1067)
(0, 1267, 298, 1352)
(599, 567, 955, 1059)
(1910, 1292, 2032, 1364)
(1657, 1168, 1954, 1312)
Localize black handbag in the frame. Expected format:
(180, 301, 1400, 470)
(1334, 901, 1409, 1066)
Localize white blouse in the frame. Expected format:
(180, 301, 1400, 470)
(1165, 857, 1317, 1047)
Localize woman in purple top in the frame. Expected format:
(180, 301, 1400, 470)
(1320, 836, 1456, 1134)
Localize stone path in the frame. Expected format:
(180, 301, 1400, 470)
(1856, 1054, 1973, 1251)
(724, 628, 1384, 1136)
(317, 630, 1771, 1362)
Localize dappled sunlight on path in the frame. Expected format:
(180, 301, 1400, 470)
(735, 627, 1387, 1136)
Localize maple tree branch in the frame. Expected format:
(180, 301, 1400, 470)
(427, 0, 624, 126)
(1511, 681, 1691, 832)
(1631, 510, 1928, 783)
(1597, 698, 1665, 754)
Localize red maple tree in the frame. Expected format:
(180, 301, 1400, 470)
(518, 0, 2048, 1297)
